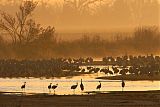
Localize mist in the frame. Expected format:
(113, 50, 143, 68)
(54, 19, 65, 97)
(0, 0, 159, 33)
(0, 0, 159, 59)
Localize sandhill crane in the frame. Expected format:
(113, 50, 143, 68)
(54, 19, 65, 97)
(71, 82, 78, 94)
(80, 79, 84, 92)
(48, 83, 52, 93)
(122, 80, 125, 91)
(96, 81, 101, 90)
(21, 82, 26, 92)
(52, 84, 58, 94)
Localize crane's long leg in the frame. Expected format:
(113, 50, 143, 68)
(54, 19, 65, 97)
(54, 90, 55, 95)
(122, 87, 124, 92)
(21, 89, 23, 94)
(49, 89, 51, 94)
(21, 89, 24, 96)
(81, 90, 84, 95)
(73, 89, 75, 95)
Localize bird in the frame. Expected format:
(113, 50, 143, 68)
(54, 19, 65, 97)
(52, 84, 58, 94)
(122, 80, 125, 91)
(80, 79, 84, 91)
(48, 83, 52, 93)
(71, 82, 78, 94)
(21, 82, 26, 92)
(96, 81, 101, 90)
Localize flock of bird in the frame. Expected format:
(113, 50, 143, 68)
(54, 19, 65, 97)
(21, 79, 125, 94)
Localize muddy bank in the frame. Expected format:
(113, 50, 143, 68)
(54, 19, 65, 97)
(0, 91, 160, 107)
(97, 74, 160, 81)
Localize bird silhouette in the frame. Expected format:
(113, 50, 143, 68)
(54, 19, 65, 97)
(71, 82, 78, 94)
(96, 81, 101, 90)
(52, 84, 58, 94)
(48, 83, 52, 93)
(80, 79, 84, 91)
(122, 80, 125, 91)
(21, 82, 26, 93)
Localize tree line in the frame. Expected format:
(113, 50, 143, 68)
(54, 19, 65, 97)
(0, 0, 159, 29)
(0, 0, 159, 59)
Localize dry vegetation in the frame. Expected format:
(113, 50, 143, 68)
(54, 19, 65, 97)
(0, 1, 159, 59)
(0, 26, 159, 59)
(56, 26, 160, 57)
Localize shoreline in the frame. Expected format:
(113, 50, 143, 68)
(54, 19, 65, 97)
(1, 74, 160, 81)
(0, 91, 159, 107)
(0, 72, 93, 79)
(96, 74, 160, 81)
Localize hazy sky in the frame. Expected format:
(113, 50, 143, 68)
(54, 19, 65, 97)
(0, 0, 159, 4)
(0, 0, 159, 32)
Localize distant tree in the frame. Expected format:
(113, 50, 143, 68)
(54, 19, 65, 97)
(133, 26, 159, 51)
(63, 0, 104, 14)
(125, 0, 159, 25)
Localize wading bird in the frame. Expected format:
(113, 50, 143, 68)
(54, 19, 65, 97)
(21, 82, 26, 92)
(48, 83, 52, 93)
(80, 79, 84, 91)
(71, 82, 78, 94)
(52, 84, 58, 94)
(122, 80, 125, 91)
(96, 81, 101, 90)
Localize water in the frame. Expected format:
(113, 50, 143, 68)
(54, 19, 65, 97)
(0, 74, 160, 95)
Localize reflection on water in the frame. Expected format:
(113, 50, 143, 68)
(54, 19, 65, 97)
(0, 74, 160, 95)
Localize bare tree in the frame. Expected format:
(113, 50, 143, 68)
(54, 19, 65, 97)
(125, 0, 159, 26)
(64, 0, 104, 14)
(0, 0, 38, 44)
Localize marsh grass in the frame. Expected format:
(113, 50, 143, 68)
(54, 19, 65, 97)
(0, 26, 159, 58)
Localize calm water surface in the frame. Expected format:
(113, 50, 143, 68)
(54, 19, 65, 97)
(0, 73, 160, 95)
